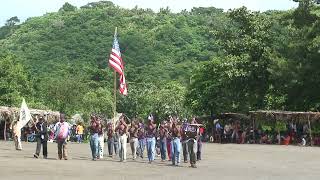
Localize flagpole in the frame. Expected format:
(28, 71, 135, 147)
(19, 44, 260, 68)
(113, 69, 116, 123)
(113, 27, 118, 130)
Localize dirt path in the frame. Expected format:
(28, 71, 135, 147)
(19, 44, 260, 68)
(0, 141, 319, 180)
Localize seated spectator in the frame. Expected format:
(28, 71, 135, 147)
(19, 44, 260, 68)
(260, 133, 272, 144)
(299, 135, 306, 146)
(281, 134, 291, 145)
(240, 129, 247, 144)
(313, 136, 320, 146)
(224, 123, 232, 143)
(214, 119, 222, 143)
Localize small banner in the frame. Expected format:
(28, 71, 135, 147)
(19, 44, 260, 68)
(18, 98, 32, 129)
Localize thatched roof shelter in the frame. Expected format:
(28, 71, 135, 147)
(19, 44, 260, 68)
(0, 106, 60, 125)
(217, 113, 250, 122)
(249, 110, 320, 123)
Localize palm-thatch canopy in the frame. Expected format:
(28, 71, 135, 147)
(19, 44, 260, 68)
(217, 113, 250, 122)
(249, 110, 320, 123)
(0, 106, 60, 125)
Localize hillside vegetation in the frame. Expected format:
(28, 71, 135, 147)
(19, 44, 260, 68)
(0, 0, 319, 120)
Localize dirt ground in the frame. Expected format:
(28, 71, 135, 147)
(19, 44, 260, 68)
(0, 141, 319, 180)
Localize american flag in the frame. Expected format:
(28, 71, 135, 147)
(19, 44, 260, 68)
(109, 32, 123, 75)
(119, 73, 128, 95)
(109, 30, 128, 96)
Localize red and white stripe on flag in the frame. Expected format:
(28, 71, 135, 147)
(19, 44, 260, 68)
(119, 74, 128, 96)
(109, 49, 123, 75)
(109, 32, 124, 75)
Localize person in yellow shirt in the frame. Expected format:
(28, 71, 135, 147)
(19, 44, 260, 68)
(76, 123, 84, 143)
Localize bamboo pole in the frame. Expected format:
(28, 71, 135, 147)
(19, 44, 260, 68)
(113, 70, 117, 127)
(252, 117, 255, 143)
(4, 120, 6, 141)
(274, 118, 280, 145)
(308, 115, 313, 146)
(112, 27, 118, 130)
(278, 129, 281, 145)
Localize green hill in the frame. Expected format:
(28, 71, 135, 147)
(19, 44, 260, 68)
(0, 1, 320, 120)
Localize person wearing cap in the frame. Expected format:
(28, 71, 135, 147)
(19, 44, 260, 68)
(54, 113, 70, 160)
(145, 115, 157, 163)
(34, 115, 48, 159)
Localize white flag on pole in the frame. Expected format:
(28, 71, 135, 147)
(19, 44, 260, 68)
(18, 98, 32, 129)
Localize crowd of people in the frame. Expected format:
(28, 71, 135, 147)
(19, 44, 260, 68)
(88, 114, 203, 168)
(9, 113, 204, 168)
(210, 119, 313, 146)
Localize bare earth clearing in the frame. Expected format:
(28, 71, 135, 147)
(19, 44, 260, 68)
(0, 141, 319, 180)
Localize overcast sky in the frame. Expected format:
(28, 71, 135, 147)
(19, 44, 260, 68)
(0, 0, 298, 26)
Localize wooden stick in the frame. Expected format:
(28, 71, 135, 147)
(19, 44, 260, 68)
(112, 27, 118, 130)
(308, 115, 313, 146)
(4, 120, 6, 141)
(278, 129, 281, 145)
(113, 70, 117, 130)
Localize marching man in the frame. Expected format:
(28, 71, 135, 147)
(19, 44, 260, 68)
(89, 115, 100, 161)
(170, 118, 182, 166)
(54, 113, 70, 160)
(34, 115, 48, 159)
(115, 115, 128, 162)
(186, 117, 202, 168)
(145, 115, 157, 163)
(129, 120, 139, 160)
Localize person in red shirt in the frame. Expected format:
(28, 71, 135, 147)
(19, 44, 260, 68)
(115, 116, 128, 162)
(170, 119, 182, 166)
(145, 115, 157, 163)
(129, 120, 139, 160)
(89, 115, 101, 161)
(158, 121, 168, 161)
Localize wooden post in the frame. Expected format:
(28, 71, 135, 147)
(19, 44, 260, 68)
(275, 117, 280, 145)
(278, 129, 281, 145)
(4, 120, 7, 141)
(308, 115, 313, 146)
(113, 70, 117, 120)
(252, 117, 255, 143)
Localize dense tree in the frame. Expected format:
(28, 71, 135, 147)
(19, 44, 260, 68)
(0, 16, 20, 39)
(0, 1, 319, 119)
(0, 54, 31, 106)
